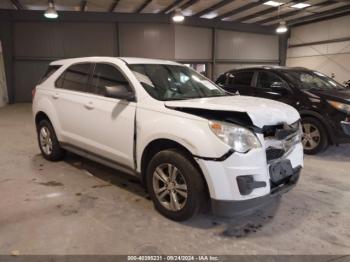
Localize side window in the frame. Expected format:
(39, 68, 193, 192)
(257, 71, 287, 89)
(91, 63, 129, 96)
(56, 63, 92, 92)
(216, 74, 227, 86)
(229, 71, 254, 86)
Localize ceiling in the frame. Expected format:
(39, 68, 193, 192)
(1, 0, 350, 26)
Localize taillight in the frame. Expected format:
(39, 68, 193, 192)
(32, 87, 36, 99)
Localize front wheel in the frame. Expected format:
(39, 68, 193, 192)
(302, 117, 328, 155)
(146, 149, 207, 221)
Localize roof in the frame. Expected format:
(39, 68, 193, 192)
(50, 56, 182, 66)
(2, 0, 349, 28)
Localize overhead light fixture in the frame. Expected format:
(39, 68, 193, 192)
(172, 9, 185, 23)
(44, 2, 58, 19)
(276, 20, 288, 34)
(291, 3, 311, 9)
(264, 1, 283, 7)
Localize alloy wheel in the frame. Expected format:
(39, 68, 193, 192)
(152, 163, 188, 212)
(39, 126, 53, 155)
(302, 123, 321, 150)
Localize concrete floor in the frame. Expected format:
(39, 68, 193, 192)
(0, 103, 349, 255)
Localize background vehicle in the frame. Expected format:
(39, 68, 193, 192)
(33, 57, 303, 221)
(216, 67, 350, 155)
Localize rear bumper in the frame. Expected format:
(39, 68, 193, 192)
(211, 166, 301, 218)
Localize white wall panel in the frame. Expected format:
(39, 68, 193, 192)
(216, 30, 279, 61)
(289, 15, 350, 45)
(175, 25, 212, 60)
(287, 15, 350, 84)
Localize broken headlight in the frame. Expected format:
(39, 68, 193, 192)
(209, 121, 262, 153)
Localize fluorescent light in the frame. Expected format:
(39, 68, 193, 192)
(172, 9, 185, 23)
(291, 3, 311, 9)
(264, 1, 283, 7)
(44, 2, 58, 19)
(276, 21, 288, 34)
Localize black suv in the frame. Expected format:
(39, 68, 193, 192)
(216, 67, 350, 154)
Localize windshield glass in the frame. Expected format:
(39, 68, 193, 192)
(128, 64, 226, 101)
(286, 70, 345, 91)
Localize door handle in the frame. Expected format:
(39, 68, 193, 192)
(84, 101, 94, 110)
(52, 93, 59, 99)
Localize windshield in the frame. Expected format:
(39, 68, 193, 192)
(286, 70, 345, 91)
(128, 64, 226, 101)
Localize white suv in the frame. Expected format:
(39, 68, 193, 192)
(32, 57, 303, 221)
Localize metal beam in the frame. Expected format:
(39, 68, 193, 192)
(288, 4, 350, 26)
(215, 0, 266, 20)
(109, 0, 120, 12)
(258, 0, 335, 25)
(135, 0, 153, 13)
(194, 0, 235, 18)
(179, 0, 200, 11)
(233, 0, 306, 23)
(289, 36, 350, 48)
(80, 0, 87, 12)
(10, 0, 25, 10)
(161, 0, 183, 14)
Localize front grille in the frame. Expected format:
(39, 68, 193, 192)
(266, 147, 285, 162)
(263, 121, 300, 140)
(264, 121, 301, 163)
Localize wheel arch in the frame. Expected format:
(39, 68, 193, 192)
(140, 138, 210, 197)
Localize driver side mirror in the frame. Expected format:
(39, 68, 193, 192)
(104, 83, 135, 101)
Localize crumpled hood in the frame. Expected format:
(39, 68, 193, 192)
(165, 96, 300, 128)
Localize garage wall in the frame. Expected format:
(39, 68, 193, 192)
(13, 22, 117, 102)
(286, 15, 350, 84)
(119, 23, 175, 59)
(0, 15, 280, 103)
(214, 29, 279, 79)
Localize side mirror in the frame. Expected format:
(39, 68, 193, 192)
(104, 84, 135, 101)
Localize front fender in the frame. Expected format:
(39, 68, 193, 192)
(136, 108, 230, 172)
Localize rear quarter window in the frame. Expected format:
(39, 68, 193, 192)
(38, 65, 61, 85)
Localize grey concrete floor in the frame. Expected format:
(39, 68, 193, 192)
(0, 103, 349, 255)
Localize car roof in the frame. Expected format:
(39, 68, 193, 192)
(229, 66, 310, 72)
(50, 57, 182, 66)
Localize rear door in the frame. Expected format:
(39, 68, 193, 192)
(52, 62, 94, 145)
(219, 70, 255, 96)
(254, 70, 294, 104)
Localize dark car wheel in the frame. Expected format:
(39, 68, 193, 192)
(37, 119, 65, 161)
(146, 149, 207, 221)
(302, 117, 328, 155)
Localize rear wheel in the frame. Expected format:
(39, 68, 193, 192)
(146, 149, 206, 221)
(37, 119, 65, 161)
(302, 117, 328, 155)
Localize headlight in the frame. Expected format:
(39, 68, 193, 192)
(328, 100, 350, 114)
(209, 121, 261, 153)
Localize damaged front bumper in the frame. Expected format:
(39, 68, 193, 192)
(211, 165, 301, 217)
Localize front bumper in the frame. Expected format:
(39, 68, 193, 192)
(211, 166, 301, 217)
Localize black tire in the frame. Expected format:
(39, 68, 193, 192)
(37, 119, 65, 161)
(302, 117, 328, 155)
(146, 149, 207, 221)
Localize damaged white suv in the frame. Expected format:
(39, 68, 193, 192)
(33, 57, 303, 221)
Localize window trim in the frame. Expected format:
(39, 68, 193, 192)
(256, 70, 291, 91)
(90, 62, 137, 102)
(54, 62, 94, 93)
